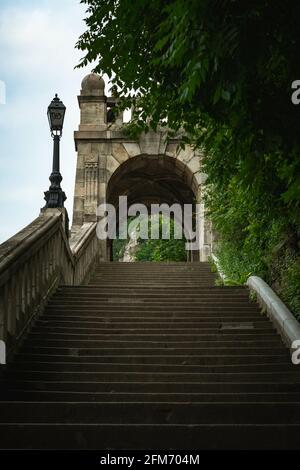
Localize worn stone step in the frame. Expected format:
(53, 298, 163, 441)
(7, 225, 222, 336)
(32, 330, 275, 340)
(48, 300, 255, 310)
(92, 269, 214, 272)
(14, 353, 291, 365)
(46, 298, 258, 305)
(88, 284, 216, 289)
(53, 294, 250, 301)
(0, 421, 296, 451)
(37, 314, 271, 323)
(89, 281, 216, 285)
(5, 370, 300, 383)
(36, 319, 273, 330)
(3, 380, 300, 394)
(1, 402, 300, 425)
(10, 361, 294, 374)
(90, 274, 215, 277)
(2, 423, 300, 449)
(94, 265, 211, 268)
(26, 334, 282, 349)
(20, 345, 287, 356)
(58, 286, 247, 293)
(30, 331, 279, 342)
(45, 306, 261, 314)
(93, 263, 212, 267)
(2, 390, 300, 403)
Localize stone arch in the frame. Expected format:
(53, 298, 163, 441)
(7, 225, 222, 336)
(105, 152, 200, 261)
(108, 136, 205, 192)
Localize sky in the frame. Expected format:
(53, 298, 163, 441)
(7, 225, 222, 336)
(0, 0, 106, 242)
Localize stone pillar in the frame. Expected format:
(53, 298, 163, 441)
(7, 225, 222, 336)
(78, 73, 107, 131)
(196, 185, 212, 261)
(72, 74, 108, 229)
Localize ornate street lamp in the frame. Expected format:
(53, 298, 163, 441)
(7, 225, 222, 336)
(44, 94, 67, 208)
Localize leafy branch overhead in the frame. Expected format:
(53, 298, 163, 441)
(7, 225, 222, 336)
(77, 0, 300, 317)
(77, 0, 300, 205)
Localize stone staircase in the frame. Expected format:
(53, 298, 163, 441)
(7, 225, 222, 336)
(1, 262, 300, 449)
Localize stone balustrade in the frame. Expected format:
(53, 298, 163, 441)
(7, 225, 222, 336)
(0, 209, 98, 358)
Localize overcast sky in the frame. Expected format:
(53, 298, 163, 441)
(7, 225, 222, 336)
(0, 0, 106, 242)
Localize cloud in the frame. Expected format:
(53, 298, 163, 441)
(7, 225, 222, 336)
(0, 0, 100, 243)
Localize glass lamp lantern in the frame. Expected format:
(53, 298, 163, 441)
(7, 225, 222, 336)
(47, 94, 66, 135)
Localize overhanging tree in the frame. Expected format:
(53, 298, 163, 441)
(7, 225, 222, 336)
(77, 0, 300, 315)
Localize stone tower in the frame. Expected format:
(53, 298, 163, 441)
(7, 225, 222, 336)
(72, 73, 212, 261)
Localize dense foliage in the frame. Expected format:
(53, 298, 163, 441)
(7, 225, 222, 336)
(113, 216, 186, 262)
(77, 0, 300, 316)
(135, 216, 186, 262)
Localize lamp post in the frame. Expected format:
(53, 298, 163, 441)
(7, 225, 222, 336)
(44, 94, 66, 208)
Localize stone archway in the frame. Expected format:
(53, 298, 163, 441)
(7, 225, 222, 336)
(106, 154, 199, 261)
(71, 73, 213, 262)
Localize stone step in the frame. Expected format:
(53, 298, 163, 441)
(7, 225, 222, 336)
(1, 402, 300, 425)
(36, 318, 273, 329)
(92, 268, 214, 272)
(92, 268, 213, 272)
(89, 279, 216, 282)
(3, 380, 300, 393)
(94, 264, 211, 266)
(23, 338, 282, 349)
(2, 390, 300, 403)
(91, 270, 215, 273)
(53, 293, 250, 300)
(14, 353, 291, 365)
(90, 275, 213, 278)
(59, 286, 247, 292)
(45, 305, 261, 313)
(89, 281, 215, 283)
(5, 370, 300, 383)
(29, 331, 279, 341)
(34, 326, 272, 334)
(87, 281, 218, 283)
(10, 361, 294, 374)
(91, 273, 216, 277)
(1, 423, 300, 449)
(20, 345, 288, 356)
(48, 299, 254, 306)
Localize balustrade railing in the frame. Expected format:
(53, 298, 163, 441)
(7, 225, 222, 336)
(0, 210, 98, 357)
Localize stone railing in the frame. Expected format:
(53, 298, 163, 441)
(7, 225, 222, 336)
(70, 223, 98, 285)
(0, 209, 98, 357)
(211, 252, 300, 354)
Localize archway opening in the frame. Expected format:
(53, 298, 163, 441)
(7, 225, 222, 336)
(106, 154, 199, 262)
(112, 214, 187, 262)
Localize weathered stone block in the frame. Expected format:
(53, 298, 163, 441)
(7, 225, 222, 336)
(165, 143, 178, 158)
(106, 155, 120, 175)
(123, 142, 141, 158)
(177, 146, 194, 164)
(112, 143, 129, 164)
(92, 143, 111, 154)
(194, 172, 207, 185)
(77, 143, 92, 156)
(98, 182, 107, 204)
(187, 156, 201, 174)
(140, 130, 161, 155)
(158, 133, 168, 155)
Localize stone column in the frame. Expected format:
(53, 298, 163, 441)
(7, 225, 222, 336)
(196, 185, 212, 261)
(72, 74, 108, 228)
